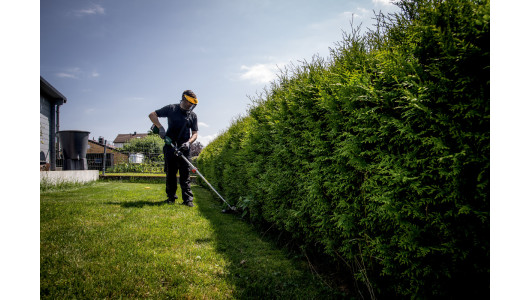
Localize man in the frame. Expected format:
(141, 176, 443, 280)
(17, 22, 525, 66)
(148, 90, 199, 206)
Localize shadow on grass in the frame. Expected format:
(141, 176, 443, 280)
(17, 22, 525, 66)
(193, 186, 343, 299)
(105, 200, 168, 208)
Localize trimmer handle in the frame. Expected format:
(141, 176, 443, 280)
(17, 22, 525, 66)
(150, 124, 159, 135)
(151, 125, 174, 146)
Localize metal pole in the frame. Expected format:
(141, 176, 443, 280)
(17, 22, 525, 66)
(50, 103, 57, 171)
(102, 140, 107, 175)
(178, 151, 235, 210)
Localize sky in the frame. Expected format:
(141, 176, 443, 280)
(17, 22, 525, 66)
(1, 0, 530, 297)
(36, 1, 526, 297)
(40, 0, 401, 146)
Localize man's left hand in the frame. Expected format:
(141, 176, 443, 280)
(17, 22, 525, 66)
(180, 142, 190, 151)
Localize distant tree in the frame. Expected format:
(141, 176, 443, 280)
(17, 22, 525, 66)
(123, 131, 203, 158)
(190, 141, 204, 157)
(121, 134, 164, 159)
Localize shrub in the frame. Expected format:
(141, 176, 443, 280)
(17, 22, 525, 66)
(120, 133, 164, 157)
(106, 161, 164, 173)
(197, 0, 489, 297)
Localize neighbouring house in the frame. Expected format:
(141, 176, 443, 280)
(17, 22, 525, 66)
(113, 132, 148, 148)
(40, 76, 67, 171)
(86, 138, 129, 170)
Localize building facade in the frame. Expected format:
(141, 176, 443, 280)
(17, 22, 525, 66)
(40, 76, 67, 170)
(86, 139, 129, 170)
(113, 132, 149, 148)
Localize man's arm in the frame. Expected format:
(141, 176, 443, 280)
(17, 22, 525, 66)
(189, 131, 198, 144)
(149, 111, 167, 139)
(149, 111, 163, 128)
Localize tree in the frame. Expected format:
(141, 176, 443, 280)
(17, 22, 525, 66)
(120, 134, 164, 161)
(190, 141, 203, 157)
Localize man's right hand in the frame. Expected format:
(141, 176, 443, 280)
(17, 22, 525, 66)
(158, 126, 166, 139)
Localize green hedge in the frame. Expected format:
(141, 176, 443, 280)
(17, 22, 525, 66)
(197, 0, 489, 297)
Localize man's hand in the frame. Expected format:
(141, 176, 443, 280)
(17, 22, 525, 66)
(180, 142, 190, 151)
(158, 126, 166, 139)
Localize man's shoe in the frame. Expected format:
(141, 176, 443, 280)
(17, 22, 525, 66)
(166, 198, 175, 204)
(183, 201, 194, 207)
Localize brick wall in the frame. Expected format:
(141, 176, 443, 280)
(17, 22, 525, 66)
(87, 140, 128, 165)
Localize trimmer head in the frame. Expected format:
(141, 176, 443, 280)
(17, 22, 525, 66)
(221, 207, 237, 214)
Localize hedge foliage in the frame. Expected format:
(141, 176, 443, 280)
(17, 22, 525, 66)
(197, 0, 489, 297)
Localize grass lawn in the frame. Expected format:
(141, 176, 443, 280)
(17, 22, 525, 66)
(100, 172, 166, 177)
(41, 182, 343, 299)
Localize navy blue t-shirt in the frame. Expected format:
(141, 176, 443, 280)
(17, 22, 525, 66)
(155, 104, 198, 145)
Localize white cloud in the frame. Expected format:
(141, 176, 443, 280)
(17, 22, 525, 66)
(372, 0, 393, 6)
(197, 134, 217, 146)
(74, 4, 105, 16)
(240, 63, 284, 84)
(356, 7, 370, 15)
(55, 68, 99, 79)
(56, 72, 77, 79)
(198, 122, 209, 128)
(339, 8, 369, 23)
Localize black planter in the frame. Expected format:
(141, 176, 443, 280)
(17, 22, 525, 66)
(57, 130, 90, 170)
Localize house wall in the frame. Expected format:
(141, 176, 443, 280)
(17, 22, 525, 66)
(40, 95, 51, 163)
(87, 141, 106, 153)
(87, 141, 128, 164)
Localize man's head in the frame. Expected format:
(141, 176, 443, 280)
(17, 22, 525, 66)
(180, 90, 197, 111)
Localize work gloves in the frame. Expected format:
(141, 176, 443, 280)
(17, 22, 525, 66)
(157, 126, 166, 139)
(152, 124, 190, 150)
(180, 142, 190, 151)
(151, 125, 171, 145)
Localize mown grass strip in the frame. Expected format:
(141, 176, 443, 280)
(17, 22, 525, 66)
(40, 182, 343, 299)
(100, 172, 166, 177)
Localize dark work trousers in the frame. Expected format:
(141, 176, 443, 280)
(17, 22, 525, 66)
(163, 144, 193, 203)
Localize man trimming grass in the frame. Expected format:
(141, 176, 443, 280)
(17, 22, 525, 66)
(149, 90, 199, 207)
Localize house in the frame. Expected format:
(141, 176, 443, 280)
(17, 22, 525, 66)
(86, 138, 128, 170)
(113, 132, 149, 148)
(40, 76, 67, 170)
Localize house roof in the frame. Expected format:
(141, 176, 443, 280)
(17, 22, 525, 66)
(113, 132, 149, 143)
(40, 76, 67, 104)
(88, 139, 118, 150)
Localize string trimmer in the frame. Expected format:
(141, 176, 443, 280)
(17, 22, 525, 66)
(151, 125, 236, 212)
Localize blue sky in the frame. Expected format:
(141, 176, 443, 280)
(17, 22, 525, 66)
(40, 0, 400, 146)
(2, 1, 530, 297)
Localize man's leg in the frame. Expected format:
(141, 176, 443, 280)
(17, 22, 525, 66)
(178, 152, 194, 206)
(163, 145, 178, 203)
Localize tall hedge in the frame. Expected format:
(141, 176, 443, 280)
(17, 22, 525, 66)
(197, 0, 489, 297)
